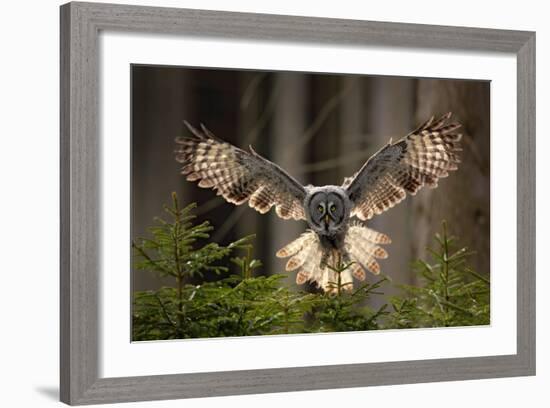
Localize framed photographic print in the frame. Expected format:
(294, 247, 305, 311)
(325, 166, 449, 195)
(60, 1, 535, 405)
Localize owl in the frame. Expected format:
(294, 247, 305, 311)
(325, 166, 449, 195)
(175, 113, 462, 292)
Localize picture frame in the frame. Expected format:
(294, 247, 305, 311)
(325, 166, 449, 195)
(60, 1, 536, 405)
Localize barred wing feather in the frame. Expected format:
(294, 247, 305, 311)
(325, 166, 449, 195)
(175, 122, 307, 220)
(345, 112, 462, 221)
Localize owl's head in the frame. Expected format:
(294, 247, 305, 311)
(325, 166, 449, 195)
(305, 186, 350, 236)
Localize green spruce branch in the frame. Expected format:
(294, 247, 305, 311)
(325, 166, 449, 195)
(386, 220, 490, 329)
(132, 194, 489, 340)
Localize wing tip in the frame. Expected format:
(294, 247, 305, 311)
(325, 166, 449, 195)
(182, 120, 221, 142)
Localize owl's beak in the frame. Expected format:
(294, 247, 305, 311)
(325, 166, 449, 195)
(324, 214, 330, 229)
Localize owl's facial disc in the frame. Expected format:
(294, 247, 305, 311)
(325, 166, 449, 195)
(308, 191, 346, 235)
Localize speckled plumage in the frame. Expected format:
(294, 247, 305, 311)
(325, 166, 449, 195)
(175, 121, 306, 220)
(344, 112, 463, 221)
(175, 113, 462, 292)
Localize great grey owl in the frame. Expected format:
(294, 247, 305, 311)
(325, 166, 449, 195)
(175, 113, 462, 292)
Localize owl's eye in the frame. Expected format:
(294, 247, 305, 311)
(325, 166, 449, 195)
(317, 205, 324, 213)
(330, 204, 337, 213)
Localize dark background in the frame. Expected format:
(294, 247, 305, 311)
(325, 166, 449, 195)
(131, 65, 490, 304)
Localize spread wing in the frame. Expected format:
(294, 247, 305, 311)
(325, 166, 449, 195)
(344, 112, 463, 221)
(175, 122, 307, 220)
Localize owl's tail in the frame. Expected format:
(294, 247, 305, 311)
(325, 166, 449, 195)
(344, 223, 391, 280)
(276, 224, 391, 293)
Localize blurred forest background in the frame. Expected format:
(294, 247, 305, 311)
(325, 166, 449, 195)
(131, 65, 490, 308)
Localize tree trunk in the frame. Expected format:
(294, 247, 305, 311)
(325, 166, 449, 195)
(269, 73, 309, 280)
(132, 66, 192, 291)
(413, 79, 491, 277)
(364, 77, 416, 299)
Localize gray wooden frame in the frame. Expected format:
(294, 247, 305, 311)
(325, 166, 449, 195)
(60, 1, 536, 405)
